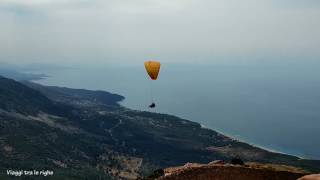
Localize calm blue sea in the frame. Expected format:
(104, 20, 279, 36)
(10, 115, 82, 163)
(34, 61, 320, 159)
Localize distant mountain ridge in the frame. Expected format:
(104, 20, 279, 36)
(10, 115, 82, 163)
(0, 76, 54, 115)
(0, 75, 319, 179)
(0, 68, 46, 81)
(23, 81, 125, 106)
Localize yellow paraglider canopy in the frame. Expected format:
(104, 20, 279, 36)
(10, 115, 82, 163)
(144, 61, 161, 80)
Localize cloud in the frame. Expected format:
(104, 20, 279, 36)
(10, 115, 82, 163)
(0, 0, 319, 65)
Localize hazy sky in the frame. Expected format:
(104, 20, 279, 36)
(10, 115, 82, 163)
(0, 0, 319, 65)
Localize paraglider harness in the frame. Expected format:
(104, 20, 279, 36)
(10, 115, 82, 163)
(149, 102, 156, 108)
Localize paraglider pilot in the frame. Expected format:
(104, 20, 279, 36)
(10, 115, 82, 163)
(149, 102, 156, 108)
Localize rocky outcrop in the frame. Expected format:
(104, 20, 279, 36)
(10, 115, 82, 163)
(156, 161, 308, 180)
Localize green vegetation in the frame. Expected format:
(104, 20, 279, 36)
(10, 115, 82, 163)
(0, 76, 319, 179)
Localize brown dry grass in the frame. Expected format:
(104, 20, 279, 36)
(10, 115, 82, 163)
(161, 163, 307, 180)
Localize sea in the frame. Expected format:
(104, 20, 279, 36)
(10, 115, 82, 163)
(32, 60, 320, 160)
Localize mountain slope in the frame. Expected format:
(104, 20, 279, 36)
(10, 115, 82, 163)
(0, 76, 55, 115)
(0, 76, 319, 179)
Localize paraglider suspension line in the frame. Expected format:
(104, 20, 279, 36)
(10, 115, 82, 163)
(149, 80, 154, 103)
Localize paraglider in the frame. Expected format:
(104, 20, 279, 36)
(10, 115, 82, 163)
(144, 61, 161, 80)
(144, 60, 161, 108)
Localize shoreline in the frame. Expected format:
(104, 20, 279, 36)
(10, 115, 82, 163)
(199, 124, 308, 160)
(30, 72, 315, 161)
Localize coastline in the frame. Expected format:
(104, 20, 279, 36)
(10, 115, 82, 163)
(201, 124, 307, 160)
(0, 68, 48, 82)
(28, 72, 312, 161)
